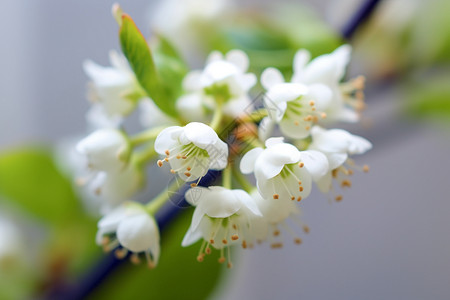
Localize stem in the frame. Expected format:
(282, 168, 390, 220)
(222, 164, 232, 189)
(210, 97, 224, 131)
(130, 126, 165, 146)
(133, 145, 157, 167)
(232, 167, 254, 193)
(146, 179, 181, 215)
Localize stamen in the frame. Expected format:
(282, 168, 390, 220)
(114, 248, 128, 259)
(363, 165, 370, 172)
(157, 160, 163, 167)
(130, 253, 141, 265)
(231, 234, 239, 241)
(335, 195, 343, 202)
(273, 194, 279, 200)
(298, 162, 304, 168)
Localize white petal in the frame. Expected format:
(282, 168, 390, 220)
(279, 118, 311, 139)
(306, 84, 332, 111)
(261, 67, 285, 90)
(240, 73, 257, 91)
(326, 152, 349, 170)
(182, 70, 203, 91)
(258, 117, 275, 142)
(233, 189, 261, 216)
(183, 122, 219, 149)
(181, 223, 203, 247)
(207, 140, 229, 170)
(109, 50, 130, 73)
(299, 150, 329, 181)
(255, 143, 301, 180)
(316, 172, 332, 193)
(139, 98, 173, 128)
(347, 135, 372, 155)
(116, 213, 159, 253)
(176, 94, 207, 122)
(200, 187, 242, 218)
(225, 49, 249, 72)
(190, 204, 207, 230)
(206, 50, 224, 64)
(291, 49, 311, 82)
(265, 137, 284, 148)
(240, 147, 263, 174)
(334, 107, 360, 123)
(154, 126, 183, 154)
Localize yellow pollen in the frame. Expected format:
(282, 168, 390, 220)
(309, 101, 315, 106)
(130, 254, 141, 265)
(273, 194, 279, 200)
(176, 155, 181, 159)
(184, 172, 191, 177)
(298, 162, 304, 168)
(294, 238, 302, 245)
(205, 247, 211, 255)
(294, 121, 299, 126)
(218, 257, 226, 264)
(210, 239, 214, 244)
(231, 234, 239, 241)
(170, 169, 176, 174)
(164, 157, 169, 162)
(114, 248, 127, 259)
(311, 107, 316, 111)
(297, 196, 302, 202)
(182, 155, 187, 159)
(312, 116, 319, 123)
(227, 262, 233, 269)
(273, 230, 280, 236)
(348, 169, 354, 175)
(232, 224, 237, 230)
(299, 186, 304, 192)
(335, 195, 343, 202)
(363, 165, 370, 172)
(341, 180, 352, 188)
(321, 113, 327, 119)
(222, 239, 228, 244)
(187, 166, 191, 171)
(242, 241, 247, 249)
(305, 126, 310, 130)
(197, 255, 204, 262)
(303, 225, 310, 234)
(291, 196, 295, 200)
(190, 183, 197, 187)
(271, 243, 283, 249)
(165, 150, 170, 156)
(332, 169, 338, 178)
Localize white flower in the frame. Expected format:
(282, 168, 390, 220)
(291, 45, 365, 123)
(260, 67, 330, 139)
(181, 186, 261, 266)
(178, 50, 257, 121)
(154, 122, 228, 182)
(76, 128, 131, 173)
(139, 98, 175, 128)
(249, 191, 309, 248)
(308, 126, 372, 196)
(97, 202, 160, 268)
(83, 50, 144, 118)
(240, 137, 329, 202)
(86, 104, 122, 130)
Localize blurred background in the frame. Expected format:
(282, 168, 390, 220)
(1, 0, 450, 299)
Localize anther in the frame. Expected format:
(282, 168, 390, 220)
(157, 160, 163, 167)
(182, 155, 187, 159)
(176, 155, 181, 159)
(294, 121, 299, 126)
(170, 169, 176, 174)
(363, 165, 370, 172)
(271, 243, 283, 249)
(309, 101, 315, 106)
(299, 186, 304, 192)
(114, 248, 127, 259)
(197, 255, 204, 262)
(303, 225, 310, 234)
(341, 180, 352, 188)
(297, 196, 302, 202)
(184, 172, 191, 177)
(321, 112, 327, 119)
(273, 194, 279, 200)
(242, 241, 247, 249)
(227, 262, 233, 269)
(210, 239, 214, 244)
(218, 257, 226, 264)
(298, 162, 304, 168)
(205, 247, 211, 255)
(164, 157, 169, 162)
(294, 238, 302, 245)
(273, 230, 280, 236)
(130, 253, 141, 265)
(305, 126, 310, 130)
(222, 239, 228, 244)
(165, 150, 170, 156)
(187, 166, 191, 171)
(231, 234, 239, 241)
(191, 183, 197, 187)
(335, 195, 343, 202)
(291, 196, 295, 200)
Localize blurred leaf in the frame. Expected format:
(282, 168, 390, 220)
(152, 34, 189, 105)
(0, 148, 100, 275)
(119, 14, 177, 117)
(0, 148, 83, 225)
(87, 211, 224, 300)
(406, 73, 450, 121)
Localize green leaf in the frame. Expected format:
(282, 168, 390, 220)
(87, 211, 224, 300)
(0, 148, 83, 225)
(119, 14, 177, 117)
(152, 34, 189, 105)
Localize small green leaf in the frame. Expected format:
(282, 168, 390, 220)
(119, 14, 177, 117)
(152, 34, 189, 104)
(87, 211, 224, 300)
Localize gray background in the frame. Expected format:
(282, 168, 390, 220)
(1, 1, 449, 300)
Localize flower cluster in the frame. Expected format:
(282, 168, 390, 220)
(75, 6, 372, 269)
